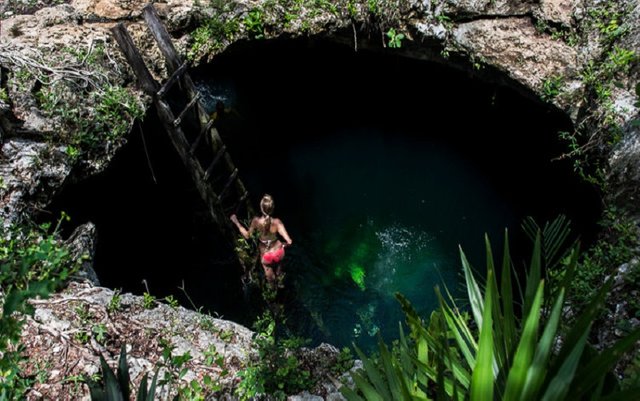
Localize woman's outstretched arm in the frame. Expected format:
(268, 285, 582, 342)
(277, 220, 293, 246)
(230, 215, 255, 239)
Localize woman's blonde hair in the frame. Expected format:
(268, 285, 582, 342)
(260, 194, 274, 230)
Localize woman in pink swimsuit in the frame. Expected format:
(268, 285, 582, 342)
(230, 194, 293, 286)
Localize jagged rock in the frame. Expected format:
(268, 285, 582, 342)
(608, 125, 640, 216)
(288, 393, 324, 401)
(452, 17, 578, 93)
(537, 0, 578, 27)
(0, 138, 71, 226)
(442, 0, 532, 16)
(19, 282, 354, 400)
(66, 222, 100, 285)
(20, 281, 254, 400)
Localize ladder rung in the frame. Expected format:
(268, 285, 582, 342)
(219, 168, 239, 200)
(157, 62, 188, 98)
(203, 144, 227, 181)
(231, 191, 250, 215)
(190, 119, 215, 155)
(173, 93, 200, 127)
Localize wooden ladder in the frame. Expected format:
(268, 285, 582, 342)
(111, 5, 253, 260)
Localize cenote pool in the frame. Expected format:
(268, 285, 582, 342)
(47, 38, 601, 351)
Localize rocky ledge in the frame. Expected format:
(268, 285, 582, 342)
(19, 281, 355, 400)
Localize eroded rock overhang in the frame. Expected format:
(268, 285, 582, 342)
(0, 0, 638, 222)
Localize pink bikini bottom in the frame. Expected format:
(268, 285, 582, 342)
(262, 247, 285, 265)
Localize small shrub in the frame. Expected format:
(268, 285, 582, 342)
(0, 214, 78, 398)
(235, 311, 313, 400)
(243, 9, 265, 39)
(89, 345, 158, 401)
(386, 28, 405, 48)
(107, 288, 122, 314)
(142, 292, 156, 309)
(541, 75, 564, 102)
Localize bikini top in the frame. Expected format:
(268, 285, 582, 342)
(259, 231, 278, 247)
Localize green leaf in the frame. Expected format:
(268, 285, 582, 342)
(571, 327, 640, 398)
(99, 355, 124, 401)
(354, 346, 391, 400)
(136, 373, 148, 401)
(551, 279, 611, 377)
(500, 229, 516, 356)
(378, 339, 411, 399)
(88, 380, 106, 401)
(523, 232, 542, 317)
(460, 247, 484, 330)
(436, 288, 477, 371)
(470, 270, 494, 401)
(485, 234, 506, 374)
(520, 289, 565, 401)
(503, 281, 544, 400)
(2, 289, 23, 317)
(117, 345, 130, 401)
(341, 385, 366, 401)
(540, 330, 589, 401)
(353, 372, 385, 401)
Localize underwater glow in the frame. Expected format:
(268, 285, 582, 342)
(348, 263, 366, 290)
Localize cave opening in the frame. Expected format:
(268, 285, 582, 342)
(46, 36, 602, 349)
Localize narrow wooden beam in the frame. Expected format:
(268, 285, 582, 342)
(203, 144, 227, 181)
(230, 191, 250, 215)
(220, 168, 239, 200)
(111, 23, 158, 95)
(190, 119, 215, 155)
(157, 62, 188, 98)
(143, 4, 182, 73)
(173, 93, 200, 126)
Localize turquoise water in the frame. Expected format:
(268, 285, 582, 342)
(189, 39, 600, 350)
(244, 128, 516, 350)
(48, 38, 600, 354)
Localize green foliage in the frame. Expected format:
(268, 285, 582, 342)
(386, 28, 405, 48)
(367, 0, 379, 16)
(622, 353, 640, 389)
(18, 42, 144, 157)
(0, 214, 78, 398)
(163, 295, 179, 308)
(187, 16, 240, 60)
(89, 293, 226, 400)
(92, 324, 108, 344)
(107, 289, 122, 314)
(558, 1, 637, 186)
(203, 345, 226, 370)
(541, 75, 564, 102)
(604, 46, 637, 77)
(142, 292, 156, 309)
(347, 0, 358, 18)
(561, 207, 638, 311)
(0, 88, 8, 103)
(157, 338, 193, 387)
(332, 347, 355, 375)
(89, 345, 159, 401)
(342, 224, 640, 401)
(632, 83, 640, 128)
(588, 3, 627, 44)
(243, 9, 265, 39)
(236, 311, 314, 400)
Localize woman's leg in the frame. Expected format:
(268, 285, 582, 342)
(262, 263, 276, 284)
(275, 265, 285, 288)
